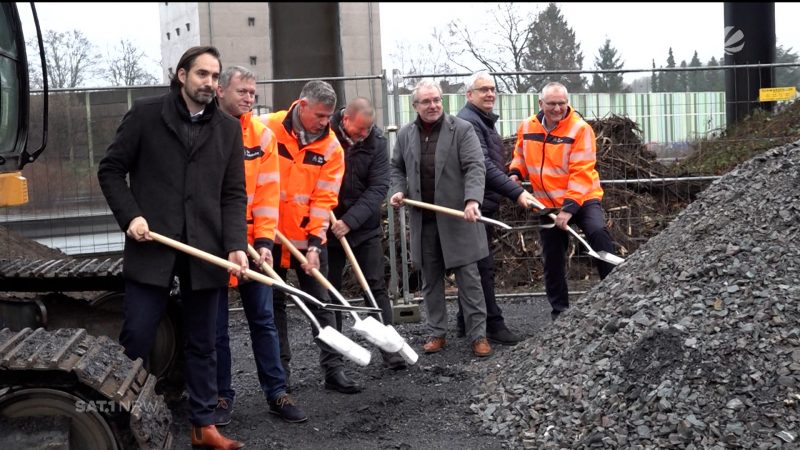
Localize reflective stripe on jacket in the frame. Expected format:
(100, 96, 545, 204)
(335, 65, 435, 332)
(262, 101, 344, 268)
(509, 107, 602, 211)
(231, 111, 280, 287)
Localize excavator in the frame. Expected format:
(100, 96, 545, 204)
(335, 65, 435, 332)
(0, 3, 173, 448)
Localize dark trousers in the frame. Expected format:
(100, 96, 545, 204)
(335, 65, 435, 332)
(457, 217, 507, 333)
(328, 234, 393, 328)
(539, 200, 615, 312)
(271, 244, 342, 381)
(121, 276, 219, 427)
(216, 281, 286, 402)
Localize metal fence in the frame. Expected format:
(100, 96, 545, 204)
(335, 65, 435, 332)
(1, 64, 797, 302)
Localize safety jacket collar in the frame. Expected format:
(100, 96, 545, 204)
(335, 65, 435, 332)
(281, 100, 332, 147)
(536, 106, 574, 131)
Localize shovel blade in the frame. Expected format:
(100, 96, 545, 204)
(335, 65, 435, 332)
(595, 251, 625, 266)
(353, 317, 403, 353)
(317, 326, 371, 366)
(398, 342, 419, 365)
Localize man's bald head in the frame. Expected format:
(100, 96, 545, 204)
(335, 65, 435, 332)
(342, 97, 375, 143)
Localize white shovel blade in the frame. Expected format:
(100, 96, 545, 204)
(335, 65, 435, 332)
(317, 326, 371, 366)
(595, 251, 625, 266)
(381, 324, 408, 354)
(352, 316, 398, 353)
(397, 342, 419, 365)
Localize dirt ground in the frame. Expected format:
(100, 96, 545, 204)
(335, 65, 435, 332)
(169, 296, 553, 449)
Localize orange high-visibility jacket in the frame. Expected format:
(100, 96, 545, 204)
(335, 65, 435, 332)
(230, 111, 280, 287)
(262, 101, 344, 268)
(509, 107, 603, 214)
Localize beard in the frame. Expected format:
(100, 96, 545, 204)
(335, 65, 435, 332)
(187, 87, 215, 105)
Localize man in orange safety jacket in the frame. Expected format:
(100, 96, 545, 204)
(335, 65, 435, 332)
(261, 80, 362, 394)
(509, 81, 618, 320)
(214, 66, 307, 426)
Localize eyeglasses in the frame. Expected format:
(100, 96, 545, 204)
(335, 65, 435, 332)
(414, 97, 442, 107)
(472, 86, 496, 94)
(543, 101, 568, 108)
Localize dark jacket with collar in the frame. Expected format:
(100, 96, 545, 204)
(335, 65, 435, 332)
(98, 88, 247, 290)
(327, 108, 389, 248)
(457, 102, 523, 214)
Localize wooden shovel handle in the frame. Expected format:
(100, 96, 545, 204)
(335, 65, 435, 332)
(274, 229, 336, 292)
(149, 232, 278, 287)
(402, 198, 511, 229)
(329, 211, 372, 295)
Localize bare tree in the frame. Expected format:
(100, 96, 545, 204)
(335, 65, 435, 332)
(433, 3, 537, 93)
(106, 39, 158, 86)
(33, 29, 102, 88)
(388, 40, 458, 93)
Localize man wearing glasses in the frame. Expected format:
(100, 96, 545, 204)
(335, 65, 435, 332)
(509, 81, 617, 320)
(389, 79, 493, 358)
(454, 71, 536, 345)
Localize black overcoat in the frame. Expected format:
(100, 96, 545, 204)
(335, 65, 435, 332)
(98, 90, 247, 290)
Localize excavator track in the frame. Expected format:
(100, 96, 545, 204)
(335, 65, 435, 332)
(0, 327, 172, 449)
(0, 257, 125, 292)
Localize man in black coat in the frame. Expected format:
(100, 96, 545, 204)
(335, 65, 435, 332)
(98, 46, 247, 449)
(327, 98, 406, 370)
(455, 71, 536, 345)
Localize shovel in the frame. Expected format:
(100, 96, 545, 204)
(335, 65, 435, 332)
(401, 198, 511, 230)
(526, 198, 625, 266)
(275, 230, 408, 356)
(148, 231, 371, 366)
(329, 212, 418, 365)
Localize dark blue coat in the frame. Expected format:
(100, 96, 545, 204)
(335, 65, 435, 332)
(328, 108, 390, 248)
(457, 102, 523, 214)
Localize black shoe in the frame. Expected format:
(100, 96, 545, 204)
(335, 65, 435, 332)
(213, 397, 233, 427)
(381, 350, 408, 370)
(324, 370, 363, 394)
(269, 393, 308, 423)
(487, 328, 522, 345)
(551, 309, 567, 321)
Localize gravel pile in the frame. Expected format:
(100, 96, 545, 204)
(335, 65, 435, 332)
(470, 141, 800, 449)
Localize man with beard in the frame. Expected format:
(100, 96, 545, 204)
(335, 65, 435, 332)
(98, 46, 247, 449)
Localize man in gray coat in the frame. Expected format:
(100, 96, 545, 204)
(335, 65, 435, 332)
(389, 79, 492, 358)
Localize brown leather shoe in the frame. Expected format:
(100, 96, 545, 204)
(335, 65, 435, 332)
(472, 336, 493, 357)
(191, 424, 245, 449)
(423, 336, 446, 353)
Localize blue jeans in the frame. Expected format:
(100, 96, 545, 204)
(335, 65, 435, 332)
(216, 281, 286, 402)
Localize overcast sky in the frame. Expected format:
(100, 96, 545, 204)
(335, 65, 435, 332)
(17, 2, 800, 86)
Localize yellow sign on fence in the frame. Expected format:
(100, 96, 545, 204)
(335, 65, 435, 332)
(759, 87, 797, 102)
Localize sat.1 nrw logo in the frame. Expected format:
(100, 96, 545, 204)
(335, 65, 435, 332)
(724, 26, 745, 55)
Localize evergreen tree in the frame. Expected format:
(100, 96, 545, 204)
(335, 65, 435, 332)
(705, 56, 724, 91)
(659, 47, 679, 92)
(522, 3, 586, 93)
(651, 59, 660, 92)
(776, 45, 800, 89)
(590, 38, 627, 93)
(687, 51, 703, 91)
(677, 60, 689, 92)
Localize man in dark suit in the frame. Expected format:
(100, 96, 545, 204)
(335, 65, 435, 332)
(98, 46, 247, 449)
(389, 79, 492, 358)
(327, 97, 406, 370)
(455, 71, 536, 345)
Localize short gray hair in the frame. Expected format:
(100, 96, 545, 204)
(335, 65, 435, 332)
(299, 80, 337, 107)
(220, 65, 256, 88)
(412, 79, 442, 103)
(541, 81, 568, 98)
(465, 70, 493, 92)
